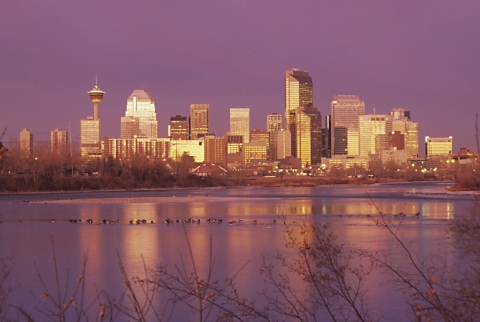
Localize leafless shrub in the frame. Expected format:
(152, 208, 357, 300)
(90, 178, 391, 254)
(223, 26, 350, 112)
(27, 237, 92, 322)
(260, 219, 375, 321)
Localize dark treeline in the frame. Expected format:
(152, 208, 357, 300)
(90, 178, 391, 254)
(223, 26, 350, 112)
(1, 139, 479, 193)
(0, 141, 234, 192)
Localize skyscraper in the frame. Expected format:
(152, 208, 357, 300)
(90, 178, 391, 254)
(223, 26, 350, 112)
(205, 135, 227, 166)
(169, 115, 188, 140)
(50, 128, 68, 155)
(20, 128, 33, 157)
(81, 82, 104, 160)
(296, 106, 322, 167)
(322, 115, 332, 158)
(267, 113, 282, 160)
(331, 95, 365, 156)
(285, 69, 313, 156)
(120, 116, 140, 139)
(230, 107, 250, 143)
(190, 104, 210, 139)
(125, 90, 158, 138)
(276, 129, 291, 159)
(359, 114, 393, 158)
(390, 108, 419, 158)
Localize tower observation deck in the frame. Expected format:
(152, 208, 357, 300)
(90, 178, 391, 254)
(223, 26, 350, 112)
(88, 84, 105, 120)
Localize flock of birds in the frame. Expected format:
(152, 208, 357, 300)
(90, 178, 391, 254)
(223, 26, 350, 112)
(15, 217, 281, 225)
(15, 213, 420, 225)
(162, 218, 278, 225)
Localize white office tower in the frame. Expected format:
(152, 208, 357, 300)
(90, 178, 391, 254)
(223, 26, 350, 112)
(125, 90, 158, 138)
(230, 107, 250, 143)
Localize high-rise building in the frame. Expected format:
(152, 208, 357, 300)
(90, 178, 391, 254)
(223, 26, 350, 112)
(225, 134, 243, 154)
(285, 69, 313, 157)
(322, 115, 332, 158)
(81, 82, 105, 160)
(80, 118, 101, 160)
(250, 128, 269, 144)
(276, 129, 292, 159)
(20, 128, 33, 157)
(391, 108, 419, 158)
(169, 115, 188, 140)
(405, 122, 419, 158)
(331, 95, 365, 156)
(425, 136, 453, 158)
(125, 90, 158, 138)
(295, 106, 322, 167)
(389, 131, 405, 150)
(267, 113, 282, 160)
(50, 128, 68, 155)
(359, 114, 393, 158)
(121, 116, 140, 139)
(104, 137, 169, 162)
(190, 104, 209, 139)
(391, 108, 411, 122)
(243, 142, 268, 167)
(230, 107, 250, 143)
(205, 136, 227, 166)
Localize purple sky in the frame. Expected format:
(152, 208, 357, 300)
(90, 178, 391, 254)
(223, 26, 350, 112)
(2, 1, 480, 156)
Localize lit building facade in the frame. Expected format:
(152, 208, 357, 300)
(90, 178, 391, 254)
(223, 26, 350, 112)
(230, 107, 250, 143)
(226, 134, 243, 154)
(322, 115, 332, 158)
(20, 128, 33, 157)
(169, 115, 188, 140)
(296, 106, 322, 167)
(205, 136, 227, 166)
(359, 114, 393, 158)
(277, 129, 291, 159)
(190, 104, 209, 139)
(125, 90, 158, 138)
(250, 128, 269, 145)
(50, 128, 68, 155)
(170, 139, 205, 162)
(81, 118, 101, 159)
(425, 136, 453, 158)
(405, 122, 419, 158)
(389, 131, 405, 150)
(331, 95, 365, 156)
(243, 142, 268, 167)
(121, 116, 140, 139)
(381, 148, 408, 165)
(391, 108, 418, 158)
(285, 69, 313, 137)
(267, 113, 282, 160)
(104, 137, 169, 161)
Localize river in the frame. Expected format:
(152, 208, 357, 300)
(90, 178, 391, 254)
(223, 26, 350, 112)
(0, 181, 475, 321)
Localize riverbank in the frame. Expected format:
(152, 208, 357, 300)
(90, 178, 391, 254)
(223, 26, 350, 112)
(25, 195, 228, 204)
(1, 174, 476, 194)
(233, 176, 443, 188)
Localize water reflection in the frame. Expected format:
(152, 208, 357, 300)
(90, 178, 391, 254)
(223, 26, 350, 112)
(0, 182, 472, 321)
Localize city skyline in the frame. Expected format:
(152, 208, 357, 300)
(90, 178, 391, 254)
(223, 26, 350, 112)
(1, 1, 479, 155)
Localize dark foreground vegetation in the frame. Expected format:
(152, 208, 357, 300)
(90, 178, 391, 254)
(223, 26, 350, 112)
(1, 145, 479, 193)
(0, 149, 237, 193)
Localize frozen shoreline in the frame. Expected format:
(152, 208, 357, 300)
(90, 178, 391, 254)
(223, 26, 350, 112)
(403, 187, 479, 197)
(26, 195, 230, 204)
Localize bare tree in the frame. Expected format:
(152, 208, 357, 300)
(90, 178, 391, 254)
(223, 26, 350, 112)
(260, 220, 375, 322)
